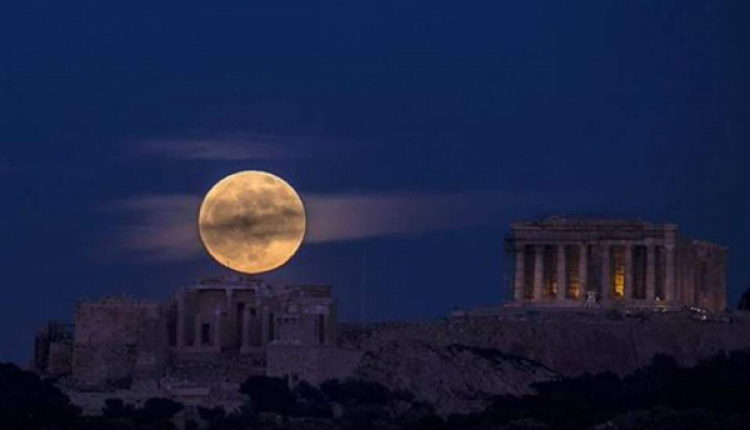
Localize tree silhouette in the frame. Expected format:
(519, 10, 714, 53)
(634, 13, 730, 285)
(240, 375, 297, 415)
(0, 363, 80, 429)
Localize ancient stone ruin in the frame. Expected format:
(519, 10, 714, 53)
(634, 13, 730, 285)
(32, 218, 736, 414)
(34, 276, 361, 401)
(506, 216, 727, 312)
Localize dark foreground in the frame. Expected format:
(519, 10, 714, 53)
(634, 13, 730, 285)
(5, 349, 750, 430)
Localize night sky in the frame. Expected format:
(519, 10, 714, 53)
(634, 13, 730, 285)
(2, 1, 749, 364)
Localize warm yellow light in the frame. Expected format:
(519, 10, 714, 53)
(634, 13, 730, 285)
(614, 268, 625, 297)
(569, 282, 580, 299)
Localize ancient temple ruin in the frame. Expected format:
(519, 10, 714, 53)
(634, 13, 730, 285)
(35, 276, 360, 391)
(506, 217, 727, 312)
(34, 217, 731, 404)
(169, 277, 336, 353)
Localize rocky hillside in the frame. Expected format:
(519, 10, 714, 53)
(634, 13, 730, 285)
(353, 340, 558, 415)
(339, 308, 750, 413)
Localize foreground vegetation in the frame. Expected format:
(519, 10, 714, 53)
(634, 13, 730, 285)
(5, 348, 750, 429)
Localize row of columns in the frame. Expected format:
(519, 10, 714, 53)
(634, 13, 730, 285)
(513, 242, 675, 303)
(175, 290, 267, 352)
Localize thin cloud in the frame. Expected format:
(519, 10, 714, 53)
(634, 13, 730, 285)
(136, 133, 341, 161)
(103, 195, 203, 262)
(103, 191, 542, 263)
(304, 193, 511, 243)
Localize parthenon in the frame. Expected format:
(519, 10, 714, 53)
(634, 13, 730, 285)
(506, 216, 727, 312)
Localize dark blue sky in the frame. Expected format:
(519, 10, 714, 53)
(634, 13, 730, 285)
(2, 1, 749, 364)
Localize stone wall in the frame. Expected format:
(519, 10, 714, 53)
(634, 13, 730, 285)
(340, 310, 750, 378)
(167, 350, 266, 384)
(692, 241, 727, 311)
(72, 298, 168, 387)
(354, 342, 558, 414)
(266, 343, 363, 384)
(275, 313, 329, 346)
(56, 304, 750, 415)
(34, 320, 73, 376)
(72, 343, 138, 386)
(334, 310, 750, 413)
(47, 341, 73, 376)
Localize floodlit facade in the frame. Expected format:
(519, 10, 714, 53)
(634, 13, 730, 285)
(506, 216, 727, 312)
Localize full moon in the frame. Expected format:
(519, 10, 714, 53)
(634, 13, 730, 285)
(198, 171, 306, 274)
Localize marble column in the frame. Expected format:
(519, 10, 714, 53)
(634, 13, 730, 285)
(213, 306, 222, 352)
(225, 289, 234, 346)
(194, 314, 202, 347)
(240, 306, 252, 352)
(176, 294, 185, 349)
(665, 245, 675, 303)
(323, 313, 332, 345)
(624, 243, 633, 300)
(514, 243, 526, 301)
(600, 243, 611, 303)
(646, 244, 656, 301)
(261, 307, 270, 346)
(579, 243, 588, 298)
(556, 245, 567, 300)
(533, 245, 544, 300)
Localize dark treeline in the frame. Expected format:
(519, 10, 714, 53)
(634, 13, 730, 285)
(5, 349, 750, 429)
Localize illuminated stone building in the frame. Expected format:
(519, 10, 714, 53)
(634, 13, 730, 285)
(506, 217, 727, 312)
